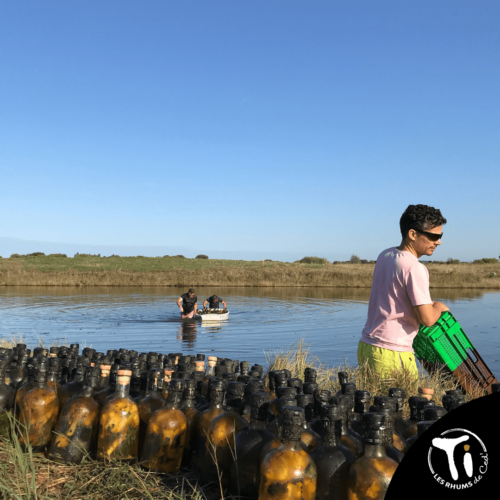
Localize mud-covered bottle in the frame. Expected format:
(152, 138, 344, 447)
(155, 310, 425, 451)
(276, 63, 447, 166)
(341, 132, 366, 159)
(97, 369, 139, 461)
(58, 363, 87, 410)
(287, 378, 303, 395)
(296, 393, 321, 452)
(442, 390, 465, 412)
(269, 371, 289, 416)
(201, 381, 249, 485)
(229, 391, 274, 500)
(351, 390, 370, 436)
(9, 354, 29, 389)
(161, 368, 174, 400)
(15, 358, 40, 416)
(311, 389, 331, 435)
(374, 408, 404, 463)
(310, 405, 357, 500)
(372, 396, 408, 455)
(95, 364, 119, 407)
(267, 389, 298, 437)
(334, 371, 349, 397)
(332, 395, 364, 459)
(201, 356, 217, 397)
(388, 388, 410, 437)
(191, 379, 225, 471)
(97, 362, 112, 391)
(0, 362, 15, 413)
(259, 406, 317, 500)
(180, 379, 200, 467)
(137, 369, 164, 450)
(140, 379, 187, 473)
(401, 396, 428, 440)
(406, 405, 446, 448)
(19, 366, 59, 453)
(304, 367, 317, 384)
(347, 413, 398, 500)
(47, 367, 100, 464)
(241, 378, 265, 422)
(47, 362, 62, 397)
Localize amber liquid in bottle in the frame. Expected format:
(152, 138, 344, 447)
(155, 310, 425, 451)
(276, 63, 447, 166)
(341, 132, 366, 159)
(180, 379, 200, 467)
(97, 369, 139, 461)
(15, 360, 38, 417)
(259, 406, 317, 500)
(310, 405, 356, 500)
(296, 393, 321, 452)
(372, 396, 408, 455)
(201, 381, 249, 486)
(19, 369, 59, 453)
(58, 367, 86, 410)
(47, 369, 100, 464)
(140, 380, 187, 473)
(347, 413, 398, 500)
(229, 391, 274, 500)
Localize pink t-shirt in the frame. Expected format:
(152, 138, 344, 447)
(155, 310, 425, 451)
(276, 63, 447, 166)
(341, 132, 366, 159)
(360, 247, 432, 352)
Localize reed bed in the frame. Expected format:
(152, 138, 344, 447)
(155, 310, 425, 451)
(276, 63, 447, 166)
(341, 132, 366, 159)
(1, 256, 499, 288)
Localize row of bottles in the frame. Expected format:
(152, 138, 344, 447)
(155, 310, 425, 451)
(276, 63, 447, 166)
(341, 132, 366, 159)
(0, 343, 475, 500)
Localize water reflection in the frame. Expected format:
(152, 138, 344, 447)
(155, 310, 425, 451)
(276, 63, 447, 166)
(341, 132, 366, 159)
(177, 320, 197, 348)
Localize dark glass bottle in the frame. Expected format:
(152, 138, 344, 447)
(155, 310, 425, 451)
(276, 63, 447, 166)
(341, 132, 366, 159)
(401, 396, 428, 440)
(95, 364, 119, 407)
(9, 355, 29, 389)
(201, 381, 249, 486)
(334, 371, 349, 397)
(140, 379, 187, 473)
(374, 408, 404, 463)
(137, 369, 165, 450)
(19, 367, 59, 453)
(310, 405, 356, 500)
(47, 363, 62, 397)
(287, 378, 303, 394)
(296, 394, 321, 452)
(267, 395, 298, 437)
(239, 361, 251, 379)
(405, 399, 436, 448)
(351, 390, 371, 436)
(259, 406, 317, 500)
(180, 379, 200, 467)
(191, 379, 226, 471)
(332, 395, 364, 458)
(347, 413, 398, 500)
(304, 367, 317, 384)
(15, 358, 39, 416)
(269, 371, 289, 416)
(97, 369, 140, 461)
(0, 362, 15, 413)
(442, 393, 465, 412)
(242, 378, 265, 422)
(229, 391, 274, 500)
(372, 396, 408, 454)
(47, 368, 100, 464)
(161, 368, 175, 400)
(303, 382, 319, 396)
(311, 389, 331, 435)
(58, 365, 86, 410)
(97, 362, 112, 391)
(406, 406, 446, 448)
(388, 387, 412, 438)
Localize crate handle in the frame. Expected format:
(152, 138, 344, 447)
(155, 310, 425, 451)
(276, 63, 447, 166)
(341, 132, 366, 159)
(466, 348, 478, 364)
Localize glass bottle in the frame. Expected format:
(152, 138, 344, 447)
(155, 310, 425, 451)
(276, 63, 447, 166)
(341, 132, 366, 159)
(97, 362, 112, 391)
(95, 364, 119, 407)
(267, 394, 298, 437)
(161, 368, 174, 400)
(58, 365, 86, 410)
(140, 379, 187, 473)
(97, 369, 140, 461)
(239, 361, 251, 379)
(351, 390, 371, 436)
(442, 394, 465, 412)
(269, 371, 289, 416)
(347, 413, 398, 500)
(202, 356, 217, 396)
(331, 396, 364, 459)
(47, 363, 62, 397)
(191, 379, 226, 471)
(310, 405, 357, 500)
(303, 382, 319, 397)
(401, 396, 428, 440)
(372, 396, 408, 454)
(287, 378, 303, 395)
(201, 381, 249, 486)
(229, 391, 274, 500)
(269, 385, 297, 418)
(296, 394, 321, 452)
(311, 389, 331, 435)
(47, 367, 100, 464)
(137, 369, 164, 450)
(334, 371, 349, 397)
(180, 379, 200, 467)
(406, 405, 446, 448)
(19, 366, 59, 453)
(0, 362, 15, 413)
(15, 358, 40, 417)
(374, 408, 404, 463)
(388, 388, 411, 438)
(241, 378, 265, 422)
(405, 399, 436, 448)
(9, 354, 29, 389)
(259, 406, 317, 500)
(304, 367, 317, 384)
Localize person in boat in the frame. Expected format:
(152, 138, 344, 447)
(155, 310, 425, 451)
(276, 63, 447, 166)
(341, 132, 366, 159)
(358, 204, 449, 379)
(203, 295, 227, 310)
(177, 288, 198, 319)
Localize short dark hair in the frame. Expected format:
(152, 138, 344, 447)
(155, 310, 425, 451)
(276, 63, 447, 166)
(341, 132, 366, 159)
(188, 288, 195, 295)
(400, 204, 447, 239)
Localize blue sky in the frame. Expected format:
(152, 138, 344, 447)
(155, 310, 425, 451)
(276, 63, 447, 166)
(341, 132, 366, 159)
(1, 1, 499, 261)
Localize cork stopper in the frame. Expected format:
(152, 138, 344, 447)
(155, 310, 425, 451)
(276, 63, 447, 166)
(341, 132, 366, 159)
(194, 361, 205, 372)
(418, 387, 434, 400)
(100, 364, 111, 377)
(117, 369, 132, 385)
(208, 356, 217, 367)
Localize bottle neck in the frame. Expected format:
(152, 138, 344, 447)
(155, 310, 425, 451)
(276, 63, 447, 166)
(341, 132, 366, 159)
(364, 443, 389, 458)
(114, 380, 131, 398)
(323, 427, 338, 446)
(81, 386, 95, 398)
(181, 396, 196, 408)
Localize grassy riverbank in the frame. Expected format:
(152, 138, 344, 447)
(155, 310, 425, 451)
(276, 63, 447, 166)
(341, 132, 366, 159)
(1, 254, 499, 288)
(0, 338, 486, 499)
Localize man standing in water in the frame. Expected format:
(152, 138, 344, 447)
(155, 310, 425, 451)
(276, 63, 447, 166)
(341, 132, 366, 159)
(358, 204, 449, 378)
(177, 288, 198, 319)
(203, 294, 227, 310)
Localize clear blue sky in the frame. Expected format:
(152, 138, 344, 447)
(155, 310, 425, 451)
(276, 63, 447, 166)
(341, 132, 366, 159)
(1, 1, 499, 261)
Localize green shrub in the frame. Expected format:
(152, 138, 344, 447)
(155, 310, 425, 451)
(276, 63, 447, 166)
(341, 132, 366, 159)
(297, 256, 328, 264)
(48, 253, 67, 258)
(9, 254, 23, 258)
(350, 254, 361, 264)
(473, 258, 499, 264)
(174, 255, 186, 259)
(26, 252, 45, 257)
(74, 253, 101, 258)
(447, 258, 460, 265)
(195, 254, 209, 259)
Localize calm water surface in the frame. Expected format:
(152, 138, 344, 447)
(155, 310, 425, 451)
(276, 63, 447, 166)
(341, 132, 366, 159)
(0, 287, 499, 377)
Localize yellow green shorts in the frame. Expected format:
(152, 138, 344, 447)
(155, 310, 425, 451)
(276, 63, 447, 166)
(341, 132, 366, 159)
(357, 341, 419, 379)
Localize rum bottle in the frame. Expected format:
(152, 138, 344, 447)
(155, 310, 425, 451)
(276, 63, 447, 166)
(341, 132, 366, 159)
(259, 406, 317, 500)
(351, 390, 370, 436)
(180, 378, 200, 467)
(137, 369, 164, 449)
(97, 369, 140, 461)
(0, 362, 15, 412)
(95, 364, 119, 407)
(401, 396, 428, 440)
(296, 393, 321, 452)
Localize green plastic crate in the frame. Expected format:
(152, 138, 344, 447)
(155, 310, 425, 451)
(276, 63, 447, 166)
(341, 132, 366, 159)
(413, 312, 475, 371)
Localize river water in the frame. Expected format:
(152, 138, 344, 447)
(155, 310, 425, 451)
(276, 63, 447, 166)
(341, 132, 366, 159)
(0, 287, 499, 377)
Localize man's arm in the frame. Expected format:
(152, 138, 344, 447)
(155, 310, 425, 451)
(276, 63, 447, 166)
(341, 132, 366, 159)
(414, 302, 449, 327)
(203, 300, 208, 308)
(222, 300, 227, 309)
(194, 302, 198, 313)
(177, 297, 184, 313)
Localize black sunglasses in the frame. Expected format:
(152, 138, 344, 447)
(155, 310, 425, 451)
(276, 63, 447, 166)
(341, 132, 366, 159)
(414, 229, 443, 242)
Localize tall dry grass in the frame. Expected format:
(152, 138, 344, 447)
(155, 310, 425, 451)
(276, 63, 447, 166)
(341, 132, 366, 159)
(1, 257, 499, 287)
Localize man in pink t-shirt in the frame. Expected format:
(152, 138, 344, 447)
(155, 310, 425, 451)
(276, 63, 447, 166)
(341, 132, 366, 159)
(358, 204, 450, 378)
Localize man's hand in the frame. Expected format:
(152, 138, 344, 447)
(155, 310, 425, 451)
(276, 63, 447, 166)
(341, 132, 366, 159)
(414, 301, 449, 327)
